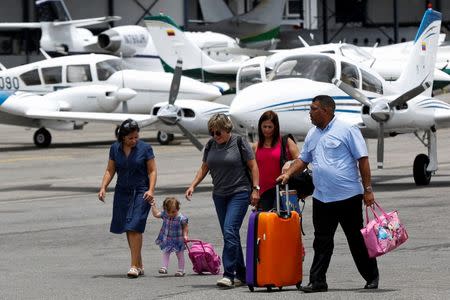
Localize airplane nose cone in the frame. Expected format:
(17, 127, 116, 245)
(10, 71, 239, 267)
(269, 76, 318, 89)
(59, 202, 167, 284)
(115, 88, 137, 102)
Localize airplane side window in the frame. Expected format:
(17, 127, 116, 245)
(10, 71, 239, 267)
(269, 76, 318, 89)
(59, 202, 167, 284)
(19, 69, 41, 86)
(42, 66, 62, 84)
(96, 59, 123, 81)
(340, 62, 360, 88)
(361, 69, 383, 94)
(67, 65, 92, 83)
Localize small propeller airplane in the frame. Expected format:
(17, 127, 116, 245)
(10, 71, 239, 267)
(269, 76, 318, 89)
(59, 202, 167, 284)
(0, 53, 223, 147)
(229, 8, 450, 186)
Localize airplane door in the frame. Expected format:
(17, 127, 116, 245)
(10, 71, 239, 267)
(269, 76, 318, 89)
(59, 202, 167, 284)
(236, 56, 267, 93)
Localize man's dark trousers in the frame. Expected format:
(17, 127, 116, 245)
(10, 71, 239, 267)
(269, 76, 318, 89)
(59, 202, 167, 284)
(309, 194, 379, 284)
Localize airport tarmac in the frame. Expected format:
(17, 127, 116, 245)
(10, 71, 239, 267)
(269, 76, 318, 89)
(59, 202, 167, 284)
(0, 123, 449, 300)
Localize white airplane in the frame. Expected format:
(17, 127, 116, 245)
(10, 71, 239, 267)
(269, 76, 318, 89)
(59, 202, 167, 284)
(194, 0, 287, 49)
(145, 14, 252, 83)
(0, 53, 223, 147)
(229, 9, 450, 186)
(0, 0, 163, 71)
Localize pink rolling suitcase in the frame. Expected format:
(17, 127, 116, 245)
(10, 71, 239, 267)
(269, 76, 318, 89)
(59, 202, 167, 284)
(185, 239, 221, 275)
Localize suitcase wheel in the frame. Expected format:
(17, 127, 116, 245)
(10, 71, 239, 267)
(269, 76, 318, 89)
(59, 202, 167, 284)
(296, 282, 302, 290)
(266, 286, 272, 292)
(248, 285, 254, 292)
(278, 287, 283, 291)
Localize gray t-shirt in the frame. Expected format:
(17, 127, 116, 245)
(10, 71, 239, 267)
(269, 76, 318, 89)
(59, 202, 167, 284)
(203, 135, 254, 196)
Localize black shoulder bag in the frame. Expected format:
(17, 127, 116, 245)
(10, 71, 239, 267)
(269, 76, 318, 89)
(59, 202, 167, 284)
(280, 134, 314, 199)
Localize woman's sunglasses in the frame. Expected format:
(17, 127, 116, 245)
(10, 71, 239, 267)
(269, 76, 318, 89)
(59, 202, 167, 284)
(123, 120, 138, 129)
(210, 130, 222, 137)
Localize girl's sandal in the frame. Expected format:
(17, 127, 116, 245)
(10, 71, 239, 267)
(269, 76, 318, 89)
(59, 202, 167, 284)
(158, 267, 168, 274)
(174, 270, 185, 277)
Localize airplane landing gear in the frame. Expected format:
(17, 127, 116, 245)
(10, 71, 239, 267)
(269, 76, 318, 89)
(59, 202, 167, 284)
(34, 128, 52, 148)
(413, 154, 432, 185)
(157, 131, 174, 145)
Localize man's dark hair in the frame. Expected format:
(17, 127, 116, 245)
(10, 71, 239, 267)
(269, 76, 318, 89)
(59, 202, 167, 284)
(312, 95, 336, 113)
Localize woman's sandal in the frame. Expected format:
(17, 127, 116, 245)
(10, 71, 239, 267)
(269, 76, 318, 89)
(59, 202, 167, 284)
(127, 267, 139, 278)
(158, 267, 168, 274)
(174, 270, 185, 277)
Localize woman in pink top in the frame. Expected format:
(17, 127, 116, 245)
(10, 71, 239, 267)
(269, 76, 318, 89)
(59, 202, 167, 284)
(252, 110, 299, 211)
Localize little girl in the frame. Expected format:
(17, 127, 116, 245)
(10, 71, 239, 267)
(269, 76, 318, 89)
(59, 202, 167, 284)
(151, 196, 189, 276)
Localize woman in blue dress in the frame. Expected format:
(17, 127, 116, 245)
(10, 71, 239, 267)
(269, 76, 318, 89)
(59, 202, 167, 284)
(98, 119, 157, 278)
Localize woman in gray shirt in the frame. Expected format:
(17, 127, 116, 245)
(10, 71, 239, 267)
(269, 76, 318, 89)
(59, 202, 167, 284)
(185, 113, 260, 288)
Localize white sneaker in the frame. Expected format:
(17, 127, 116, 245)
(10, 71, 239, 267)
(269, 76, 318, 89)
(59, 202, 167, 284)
(216, 277, 234, 288)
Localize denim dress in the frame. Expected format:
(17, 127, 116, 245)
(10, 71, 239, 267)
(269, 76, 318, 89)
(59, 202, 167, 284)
(109, 140, 155, 234)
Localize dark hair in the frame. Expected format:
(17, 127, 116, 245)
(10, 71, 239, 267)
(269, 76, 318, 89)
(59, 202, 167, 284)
(257, 110, 280, 148)
(163, 196, 180, 212)
(312, 95, 336, 113)
(117, 118, 140, 142)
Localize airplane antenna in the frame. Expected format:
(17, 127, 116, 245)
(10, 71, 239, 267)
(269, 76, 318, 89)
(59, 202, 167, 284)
(39, 48, 52, 60)
(298, 36, 310, 47)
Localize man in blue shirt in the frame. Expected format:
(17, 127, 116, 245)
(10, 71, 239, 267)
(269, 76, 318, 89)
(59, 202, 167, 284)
(278, 95, 379, 293)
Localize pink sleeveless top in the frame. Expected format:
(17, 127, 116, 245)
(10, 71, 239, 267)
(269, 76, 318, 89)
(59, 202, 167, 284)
(255, 140, 282, 195)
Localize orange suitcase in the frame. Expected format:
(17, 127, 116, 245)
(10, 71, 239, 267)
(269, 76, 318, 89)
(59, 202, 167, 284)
(246, 185, 303, 292)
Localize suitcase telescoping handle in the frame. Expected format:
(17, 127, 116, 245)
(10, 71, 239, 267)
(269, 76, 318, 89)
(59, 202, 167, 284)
(275, 184, 291, 218)
(184, 239, 207, 255)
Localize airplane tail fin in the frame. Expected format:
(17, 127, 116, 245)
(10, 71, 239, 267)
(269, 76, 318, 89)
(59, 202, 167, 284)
(36, 0, 71, 22)
(144, 15, 218, 72)
(198, 0, 233, 23)
(393, 9, 442, 96)
(240, 0, 287, 26)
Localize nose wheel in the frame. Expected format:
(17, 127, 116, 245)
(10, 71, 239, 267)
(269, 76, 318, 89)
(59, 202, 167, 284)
(157, 131, 174, 145)
(33, 128, 52, 148)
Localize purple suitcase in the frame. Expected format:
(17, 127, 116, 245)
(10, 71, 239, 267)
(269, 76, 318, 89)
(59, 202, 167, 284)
(245, 211, 259, 286)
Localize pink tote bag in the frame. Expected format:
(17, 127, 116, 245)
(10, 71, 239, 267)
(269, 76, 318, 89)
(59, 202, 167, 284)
(361, 201, 408, 258)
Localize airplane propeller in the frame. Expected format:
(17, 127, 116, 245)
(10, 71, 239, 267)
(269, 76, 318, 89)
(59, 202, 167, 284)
(155, 58, 204, 151)
(333, 79, 431, 169)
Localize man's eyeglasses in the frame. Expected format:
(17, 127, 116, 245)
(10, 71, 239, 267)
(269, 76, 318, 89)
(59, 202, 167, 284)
(210, 130, 222, 137)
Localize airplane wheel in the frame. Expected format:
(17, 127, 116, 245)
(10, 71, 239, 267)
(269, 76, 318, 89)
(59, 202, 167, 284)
(413, 153, 432, 186)
(34, 128, 52, 148)
(157, 131, 173, 145)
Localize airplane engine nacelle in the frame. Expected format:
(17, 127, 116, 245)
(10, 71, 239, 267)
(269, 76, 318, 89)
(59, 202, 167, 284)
(97, 25, 149, 56)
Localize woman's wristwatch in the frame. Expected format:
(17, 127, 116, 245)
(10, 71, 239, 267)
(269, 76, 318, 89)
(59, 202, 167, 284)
(252, 185, 260, 192)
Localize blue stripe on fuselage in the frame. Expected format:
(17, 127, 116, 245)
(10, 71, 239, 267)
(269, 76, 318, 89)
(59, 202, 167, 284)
(251, 96, 370, 113)
(0, 91, 14, 105)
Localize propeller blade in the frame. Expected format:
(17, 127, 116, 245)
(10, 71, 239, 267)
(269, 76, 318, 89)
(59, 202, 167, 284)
(333, 79, 372, 107)
(122, 101, 128, 113)
(175, 122, 204, 151)
(388, 81, 431, 108)
(376, 122, 384, 169)
(168, 59, 183, 105)
(138, 117, 159, 128)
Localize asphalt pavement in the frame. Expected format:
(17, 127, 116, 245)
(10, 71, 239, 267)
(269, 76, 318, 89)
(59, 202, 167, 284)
(0, 121, 449, 300)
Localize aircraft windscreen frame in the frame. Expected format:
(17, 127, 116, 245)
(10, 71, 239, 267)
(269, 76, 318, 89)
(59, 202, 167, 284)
(238, 64, 264, 91)
(270, 55, 336, 83)
(96, 59, 128, 81)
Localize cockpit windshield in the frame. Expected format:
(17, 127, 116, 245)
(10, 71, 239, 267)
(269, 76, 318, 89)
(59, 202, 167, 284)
(270, 55, 336, 83)
(238, 64, 267, 91)
(96, 59, 127, 81)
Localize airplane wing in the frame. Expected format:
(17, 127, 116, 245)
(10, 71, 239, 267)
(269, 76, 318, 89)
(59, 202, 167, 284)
(53, 16, 121, 28)
(0, 22, 42, 29)
(24, 110, 158, 127)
